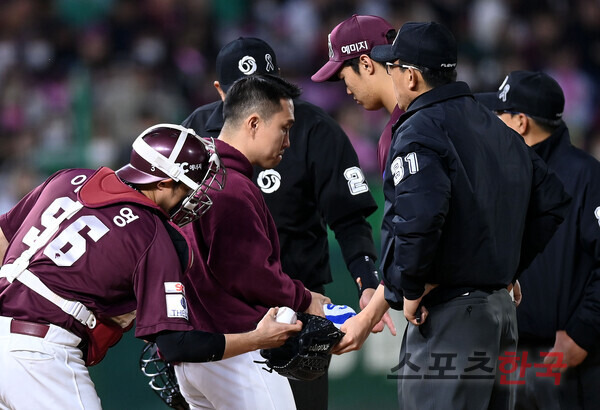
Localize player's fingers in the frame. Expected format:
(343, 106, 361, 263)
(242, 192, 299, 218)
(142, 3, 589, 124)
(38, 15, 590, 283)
(543, 352, 557, 366)
(420, 306, 429, 324)
(382, 313, 397, 336)
(404, 310, 419, 326)
(332, 336, 355, 354)
(370, 320, 384, 333)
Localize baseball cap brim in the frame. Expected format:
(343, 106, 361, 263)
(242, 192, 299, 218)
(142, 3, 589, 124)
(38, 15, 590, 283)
(370, 44, 397, 63)
(474, 92, 511, 112)
(115, 164, 167, 185)
(311, 60, 344, 82)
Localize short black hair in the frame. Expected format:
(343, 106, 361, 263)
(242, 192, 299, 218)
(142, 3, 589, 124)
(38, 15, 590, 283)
(340, 28, 397, 75)
(223, 74, 302, 126)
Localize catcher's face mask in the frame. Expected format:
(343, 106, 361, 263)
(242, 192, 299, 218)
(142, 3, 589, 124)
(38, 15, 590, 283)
(140, 342, 189, 409)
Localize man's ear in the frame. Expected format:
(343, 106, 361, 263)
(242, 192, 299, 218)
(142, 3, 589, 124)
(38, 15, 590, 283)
(156, 179, 175, 190)
(213, 80, 227, 101)
(517, 113, 530, 135)
(407, 68, 421, 91)
(214, 81, 227, 101)
(359, 55, 374, 75)
(247, 114, 260, 137)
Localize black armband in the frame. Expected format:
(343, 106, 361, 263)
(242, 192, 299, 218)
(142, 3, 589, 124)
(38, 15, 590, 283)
(154, 330, 226, 363)
(348, 255, 380, 295)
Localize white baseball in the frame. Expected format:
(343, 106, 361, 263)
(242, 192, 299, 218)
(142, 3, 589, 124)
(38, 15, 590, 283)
(275, 307, 297, 324)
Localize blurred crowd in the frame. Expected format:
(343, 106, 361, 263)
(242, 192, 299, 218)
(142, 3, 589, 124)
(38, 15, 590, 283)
(0, 0, 598, 212)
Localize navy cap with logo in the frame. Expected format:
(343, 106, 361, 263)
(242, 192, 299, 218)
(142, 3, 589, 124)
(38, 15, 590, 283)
(476, 71, 565, 123)
(370, 21, 457, 71)
(311, 14, 394, 82)
(216, 37, 280, 92)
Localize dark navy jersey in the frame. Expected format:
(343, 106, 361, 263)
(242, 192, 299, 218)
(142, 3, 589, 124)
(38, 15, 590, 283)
(0, 168, 193, 342)
(517, 124, 600, 353)
(380, 82, 571, 307)
(183, 99, 378, 290)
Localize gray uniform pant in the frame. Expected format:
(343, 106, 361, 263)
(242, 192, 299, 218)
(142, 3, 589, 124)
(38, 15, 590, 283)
(395, 289, 517, 410)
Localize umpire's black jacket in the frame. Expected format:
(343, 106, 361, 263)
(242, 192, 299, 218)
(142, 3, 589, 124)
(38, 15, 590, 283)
(517, 123, 600, 354)
(380, 81, 571, 308)
(183, 99, 378, 291)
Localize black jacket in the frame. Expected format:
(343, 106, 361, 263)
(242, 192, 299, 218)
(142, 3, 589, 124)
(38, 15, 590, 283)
(182, 99, 378, 291)
(380, 81, 571, 308)
(517, 123, 600, 353)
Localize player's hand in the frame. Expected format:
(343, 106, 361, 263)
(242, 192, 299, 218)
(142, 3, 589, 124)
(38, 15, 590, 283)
(251, 308, 302, 349)
(305, 291, 331, 317)
(543, 330, 588, 371)
(332, 311, 372, 354)
(507, 280, 522, 307)
(360, 288, 396, 335)
(403, 283, 437, 326)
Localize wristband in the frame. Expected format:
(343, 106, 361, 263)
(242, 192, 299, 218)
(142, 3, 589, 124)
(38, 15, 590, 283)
(348, 256, 380, 295)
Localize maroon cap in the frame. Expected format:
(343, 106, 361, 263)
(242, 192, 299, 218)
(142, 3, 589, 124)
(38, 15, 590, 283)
(311, 14, 394, 83)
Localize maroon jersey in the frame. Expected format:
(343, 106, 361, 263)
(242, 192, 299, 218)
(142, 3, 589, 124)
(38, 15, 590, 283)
(182, 140, 311, 334)
(378, 105, 404, 177)
(0, 167, 193, 343)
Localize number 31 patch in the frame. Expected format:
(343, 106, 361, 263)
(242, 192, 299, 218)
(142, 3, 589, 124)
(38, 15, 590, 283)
(391, 152, 419, 185)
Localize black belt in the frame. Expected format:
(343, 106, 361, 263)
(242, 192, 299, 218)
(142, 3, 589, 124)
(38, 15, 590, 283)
(10, 319, 50, 338)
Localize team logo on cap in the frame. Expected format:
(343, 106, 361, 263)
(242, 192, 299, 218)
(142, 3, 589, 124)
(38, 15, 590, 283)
(328, 34, 334, 59)
(238, 55, 257, 75)
(340, 41, 369, 55)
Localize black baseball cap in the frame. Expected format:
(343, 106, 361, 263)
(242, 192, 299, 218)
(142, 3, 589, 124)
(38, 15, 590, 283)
(476, 71, 564, 123)
(216, 37, 280, 92)
(371, 21, 457, 70)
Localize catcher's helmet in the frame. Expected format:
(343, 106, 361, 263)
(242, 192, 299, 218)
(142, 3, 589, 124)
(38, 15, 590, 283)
(116, 123, 225, 226)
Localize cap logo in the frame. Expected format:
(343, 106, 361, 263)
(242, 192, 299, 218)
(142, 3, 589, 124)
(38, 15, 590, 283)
(265, 54, 275, 71)
(341, 41, 369, 55)
(238, 55, 257, 75)
(441, 63, 457, 68)
(327, 34, 334, 59)
(499, 84, 510, 102)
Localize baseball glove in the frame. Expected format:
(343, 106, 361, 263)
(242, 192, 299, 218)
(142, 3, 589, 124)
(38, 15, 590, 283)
(139, 342, 189, 410)
(258, 312, 344, 381)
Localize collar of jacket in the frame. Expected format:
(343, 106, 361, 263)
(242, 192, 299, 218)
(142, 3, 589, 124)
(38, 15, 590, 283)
(206, 101, 225, 132)
(214, 138, 254, 178)
(531, 122, 569, 162)
(392, 81, 473, 133)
